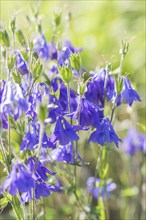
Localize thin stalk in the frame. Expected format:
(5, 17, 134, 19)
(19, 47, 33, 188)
(8, 116, 12, 160)
(32, 123, 44, 220)
(13, 32, 16, 51)
(67, 83, 71, 113)
(0, 140, 10, 173)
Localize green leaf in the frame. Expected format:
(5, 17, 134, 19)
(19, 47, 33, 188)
(10, 16, 16, 33)
(121, 187, 138, 197)
(0, 198, 8, 210)
(16, 29, 27, 47)
(11, 70, 21, 84)
(98, 197, 106, 220)
(70, 53, 82, 71)
(0, 30, 10, 47)
(8, 54, 17, 70)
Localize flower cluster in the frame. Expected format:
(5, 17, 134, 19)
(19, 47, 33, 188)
(0, 25, 143, 212)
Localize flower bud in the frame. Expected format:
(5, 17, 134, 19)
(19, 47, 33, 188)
(0, 29, 10, 47)
(16, 29, 27, 47)
(70, 53, 81, 71)
(58, 63, 72, 83)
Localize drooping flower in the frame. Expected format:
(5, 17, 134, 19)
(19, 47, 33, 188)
(87, 177, 116, 200)
(85, 68, 115, 106)
(1, 163, 35, 196)
(50, 142, 83, 164)
(48, 42, 58, 60)
(122, 128, 146, 156)
(117, 77, 141, 106)
(50, 116, 79, 145)
(73, 98, 103, 127)
(27, 157, 56, 181)
(34, 34, 49, 60)
(1, 81, 28, 120)
(58, 40, 82, 66)
(16, 52, 29, 75)
(20, 122, 55, 151)
(89, 118, 122, 147)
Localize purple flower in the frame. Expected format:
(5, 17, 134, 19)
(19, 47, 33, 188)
(50, 142, 83, 164)
(48, 42, 58, 60)
(34, 34, 49, 60)
(16, 52, 29, 75)
(2, 163, 35, 196)
(89, 118, 122, 147)
(20, 122, 55, 151)
(1, 81, 28, 120)
(87, 177, 116, 200)
(122, 129, 146, 156)
(50, 116, 79, 145)
(85, 68, 115, 106)
(73, 98, 103, 127)
(117, 77, 141, 106)
(58, 40, 82, 66)
(27, 157, 56, 181)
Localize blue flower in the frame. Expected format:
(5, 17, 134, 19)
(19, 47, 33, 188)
(21, 122, 55, 151)
(1, 81, 28, 120)
(122, 129, 146, 156)
(34, 34, 49, 60)
(73, 98, 103, 127)
(50, 142, 83, 164)
(89, 118, 122, 147)
(48, 42, 58, 60)
(117, 77, 141, 106)
(16, 52, 29, 75)
(85, 68, 115, 106)
(2, 163, 35, 196)
(58, 40, 82, 66)
(27, 157, 56, 181)
(50, 116, 79, 145)
(87, 177, 116, 200)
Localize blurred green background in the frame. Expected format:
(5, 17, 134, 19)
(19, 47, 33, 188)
(1, 0, 145, 122)
(1, 1, 145, 220)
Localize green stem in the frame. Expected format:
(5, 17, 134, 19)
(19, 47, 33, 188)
(67, 83, 71, 113)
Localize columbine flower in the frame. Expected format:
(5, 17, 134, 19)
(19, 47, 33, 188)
(50, 116, 79, 145)
(27, 157, 56, 181)
(118, 77, 141, 106)
(89, 118, 122, 147)
(16, 52, 29, 75)
(48, 42, 58, 60)
(34, 34, 49, 60)
(20, 122, 55, 151)
(2, 163, 35, 196)
(1, 81, 28, 120)
(73, 98, 103, 127)
(50, 142, 83, 164)
(85, 68, 115, 106)
(87, 177, 116, 200)
(58, 40, 82, 66)
(122, 128, 146, 156)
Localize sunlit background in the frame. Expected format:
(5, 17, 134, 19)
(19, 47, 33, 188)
(1, 1, 145, 219)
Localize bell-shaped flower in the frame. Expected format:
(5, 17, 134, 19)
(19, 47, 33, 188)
(50, 142, 84, 164)
(73, 98, 103, 127)
(1, 81, 28, 120)
(27, 157, 56, 181)
(50, 116, 79, 145)
(89, 118, 122, 147)
(85, 68, 115, 106)
(34, 34, 49, 60)
(119, 77, 141, 106)
(20, 122, 55, 151)
(16, 52, 29, 75)
(122, 129, 146, 156)
(2, 163, 35, 196)
(87, 177, 116, 200)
